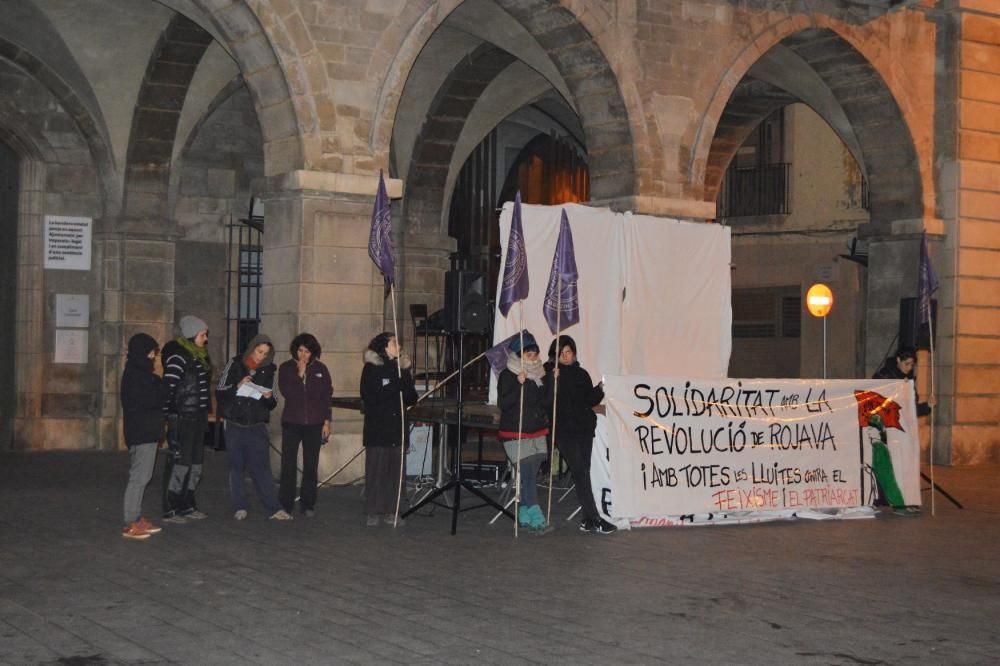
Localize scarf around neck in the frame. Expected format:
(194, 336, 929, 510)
(176, 336, 211, 372)
(506, 353, 545, 386)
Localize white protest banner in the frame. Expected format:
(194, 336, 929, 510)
(601, 375, 921, 525)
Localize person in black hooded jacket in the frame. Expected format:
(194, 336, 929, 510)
(872, 346, 935, 417)
(360, 332, 418, 527)
(120, 333, 167, 540)
(216, 334, 291, 521)
(544, 335, 616, 534)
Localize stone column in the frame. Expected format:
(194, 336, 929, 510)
(260, 171, 403, 484)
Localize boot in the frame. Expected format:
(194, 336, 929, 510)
(528, 505, 547, 529)
(518, 505, 533, 528)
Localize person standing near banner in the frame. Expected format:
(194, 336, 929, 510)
(498, 331, 551, 533)
(161, 315, 212, 523)
(873, 346, 935, 416)
(360, 332, 418, 527)
(544, 335, 615, 534)
(278, 333, 333, 517)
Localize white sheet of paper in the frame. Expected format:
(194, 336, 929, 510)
(236, 382, 271, 400)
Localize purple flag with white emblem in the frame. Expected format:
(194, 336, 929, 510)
(543, 209, 579, 334)
(368, 170, 394, 295)
(485, 331, 526, 376)
(499, 192, 529, 316)
(918, 232, 938, 325)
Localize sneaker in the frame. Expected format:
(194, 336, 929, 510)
(122, 522, 150, 540)
(269, 509, 293, 521)
(527, 505, 547, 529)
(517, 505, 533, 529)
(234, 509, 248, 521)
(366, 514, 380, 527)
(383, 514, 405, 527)
(893, 506, 922, 517)
(137, 517, 161, 534)
(162, 513, 187, 524)
(594, 519, 618, 534)
(185, 509, 208, 520)
(579, 519, 597, 533)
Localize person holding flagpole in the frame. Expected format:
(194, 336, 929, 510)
(497, 331, 550, 533)
(544, 335, 614, 533)
(498, 192, 533, 536)
(360, 332, 418, 527)
(367, 169, 409, 528)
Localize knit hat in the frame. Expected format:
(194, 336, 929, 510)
(179, 315, 208, 339)
(509, 331, 538, 356)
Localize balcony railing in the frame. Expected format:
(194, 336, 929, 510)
(717, 163, 790, 220)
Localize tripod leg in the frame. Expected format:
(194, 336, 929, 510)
(566, 505, 581, 521)
(450, 480, 461, 535)
(920, 471, 964, 509)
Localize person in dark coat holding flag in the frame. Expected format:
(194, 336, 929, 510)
(545, 335, 616, 534)
(497, 331, 551, 533)
(360, 332, 418, 526)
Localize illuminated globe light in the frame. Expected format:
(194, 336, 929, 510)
(806, 283, 833, 318)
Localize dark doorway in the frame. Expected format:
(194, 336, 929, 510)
(0, 141, 18, 448)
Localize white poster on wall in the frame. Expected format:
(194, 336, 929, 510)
(54, 329, 88, 364)
(44, 216, 92, 271)
(55, 294, 89, 328)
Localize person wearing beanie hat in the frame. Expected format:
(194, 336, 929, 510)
(120, 333, 167, 540)
(160, 315, 212, 522)
(497, 330, 552, 534)
(179, 315, 208, 339)
(216, 334, 292, 521)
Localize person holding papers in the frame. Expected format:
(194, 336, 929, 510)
(216, 334, 292, 521)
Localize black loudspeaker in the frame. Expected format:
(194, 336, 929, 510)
(444, 271, 489, 334)
(899, 297, 937, 350)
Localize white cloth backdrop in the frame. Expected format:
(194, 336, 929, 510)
(491, 203, 732, 401)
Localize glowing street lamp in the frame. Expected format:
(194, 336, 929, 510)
(806, 283, 833, 378)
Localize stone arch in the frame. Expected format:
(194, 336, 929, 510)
(187, 0, 307, 175)
(696, 23, 923, 224)
(404, 44, 516, 235)
(122, 14, 214, 222)
(377, 0, 635, 201)
(0, 37, 119, 216)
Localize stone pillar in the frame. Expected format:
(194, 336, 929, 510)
(934, 2, 1000, 464)
(260, 171, 403, 484)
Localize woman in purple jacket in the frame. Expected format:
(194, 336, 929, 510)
(278, 333, 333, 516)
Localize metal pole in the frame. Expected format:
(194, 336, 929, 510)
(822, 316, 827, 379)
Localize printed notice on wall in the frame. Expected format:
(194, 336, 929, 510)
(54, 329, 88, 364)
(44, 216, 92, 271)
(55, 294, 89, 328)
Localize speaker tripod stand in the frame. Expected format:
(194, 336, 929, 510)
(401, 331, 514, 534)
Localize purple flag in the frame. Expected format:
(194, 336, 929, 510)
(918, 232, 939, 325)
(368, 170, 394, 294)
(543, 209, 579, 334)
(498, 192, 529, 316)
(485, 331, 525, 376)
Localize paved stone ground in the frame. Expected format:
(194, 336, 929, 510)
(0, 450, 998, 665)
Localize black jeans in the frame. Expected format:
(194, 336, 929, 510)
(557, 433, 600, 522)
(279, 423, 324, 512)
(162, 412, 207, 514)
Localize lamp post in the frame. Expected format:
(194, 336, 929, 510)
(806, 283, 833, 378)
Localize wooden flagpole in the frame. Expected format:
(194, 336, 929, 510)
(546, 275, 561, 523)
(390, 285, 406, 528)
(927, 313, 936, 517)
(514, 306, 525, 538)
